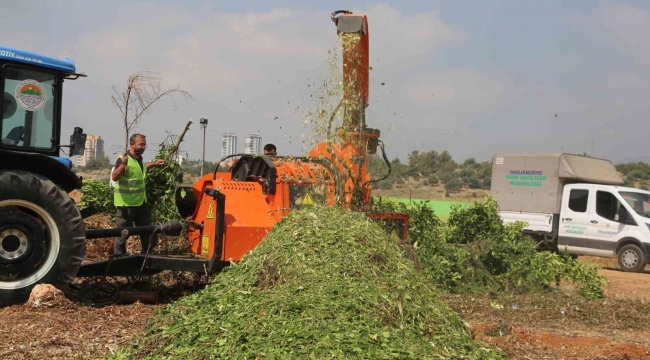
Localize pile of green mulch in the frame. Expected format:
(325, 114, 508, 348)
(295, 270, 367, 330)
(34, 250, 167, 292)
(109, 206, 503, 359)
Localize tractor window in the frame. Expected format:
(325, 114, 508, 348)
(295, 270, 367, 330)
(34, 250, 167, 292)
(2, 65, 57, 150)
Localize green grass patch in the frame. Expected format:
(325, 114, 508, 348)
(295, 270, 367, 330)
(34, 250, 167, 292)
(379, 197, 472, 220)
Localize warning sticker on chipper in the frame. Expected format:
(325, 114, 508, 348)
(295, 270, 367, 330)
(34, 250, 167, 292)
(202, 235, 209, 255)
(206, 202, 214, 219)
(302, 193, 314, 205)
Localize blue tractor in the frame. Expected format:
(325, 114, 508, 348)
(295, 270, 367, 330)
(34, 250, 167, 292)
(0, 46, 89, 304)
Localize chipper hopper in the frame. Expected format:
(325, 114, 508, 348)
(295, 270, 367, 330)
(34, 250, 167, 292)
(0, 10, 410, 304)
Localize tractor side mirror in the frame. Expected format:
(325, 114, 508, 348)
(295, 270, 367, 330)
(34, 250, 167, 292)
(70, 127, 87, 156)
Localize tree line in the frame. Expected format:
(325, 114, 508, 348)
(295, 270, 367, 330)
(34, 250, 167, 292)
(72, 151, 650, 191)
(616, 162, 650, 190)
(367, 150, 492, 192)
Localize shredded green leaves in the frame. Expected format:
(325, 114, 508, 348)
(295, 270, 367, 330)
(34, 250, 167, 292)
(109, 206, 504, 359)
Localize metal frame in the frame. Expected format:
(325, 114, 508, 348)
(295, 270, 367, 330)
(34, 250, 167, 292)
(77, 189, 227, 278)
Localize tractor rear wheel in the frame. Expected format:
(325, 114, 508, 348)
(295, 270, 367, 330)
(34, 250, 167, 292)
(0, 170, 85, 305)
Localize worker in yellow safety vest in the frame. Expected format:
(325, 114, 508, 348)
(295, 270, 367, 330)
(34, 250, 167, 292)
(111, 133, 165, 255)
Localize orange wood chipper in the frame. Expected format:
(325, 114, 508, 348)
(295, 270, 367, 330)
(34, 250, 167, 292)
(78, 10, 410, 278)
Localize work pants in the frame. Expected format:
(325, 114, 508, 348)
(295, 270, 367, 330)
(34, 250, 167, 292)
(113, 203, 158, 255)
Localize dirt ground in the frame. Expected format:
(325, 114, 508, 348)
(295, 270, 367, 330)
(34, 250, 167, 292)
(441, 255, 650, 360)
(2, 254, 650, 359)
(445, 288, 650, 359)
(3, 192, 650, 359)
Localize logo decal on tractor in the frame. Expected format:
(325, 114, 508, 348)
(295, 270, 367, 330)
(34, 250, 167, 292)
(15, 79, 46, 111)
(206, 202, 214, 219)
(302, 193, 314, 205)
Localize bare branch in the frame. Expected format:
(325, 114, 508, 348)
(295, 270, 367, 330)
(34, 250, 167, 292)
(111, 71, 194, 152)
(109, 86, 126, 118)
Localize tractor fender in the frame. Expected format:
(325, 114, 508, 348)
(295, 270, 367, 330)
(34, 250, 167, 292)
(0, 149, 82, 192)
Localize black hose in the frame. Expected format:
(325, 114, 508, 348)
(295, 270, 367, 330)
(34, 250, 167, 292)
(85, 220, 182, 239)
(362, 140, 392, 188)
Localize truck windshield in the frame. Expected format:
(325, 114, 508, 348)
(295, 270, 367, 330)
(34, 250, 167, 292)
(1, 65, 57, 150)
(619, 191, 650, 218)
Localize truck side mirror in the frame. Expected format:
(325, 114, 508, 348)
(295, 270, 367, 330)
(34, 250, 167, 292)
(70, 127, 87, 156)
(626, 216, 638, 226)
(618, 207, 637, 226)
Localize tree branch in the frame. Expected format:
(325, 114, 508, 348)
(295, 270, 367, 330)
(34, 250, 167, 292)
(112, 71, 194, 153)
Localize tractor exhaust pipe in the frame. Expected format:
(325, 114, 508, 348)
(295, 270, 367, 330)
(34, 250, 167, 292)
(84, 220, 183, 239)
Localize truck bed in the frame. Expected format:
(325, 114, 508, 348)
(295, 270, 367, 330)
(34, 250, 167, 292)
(499, 211, 554, 233)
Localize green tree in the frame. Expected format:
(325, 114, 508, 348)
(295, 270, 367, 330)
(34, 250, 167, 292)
(406, 150, 439, 177)
(439, 172, 454, 184)
(446, 178, 462, 192)
(627, 170, 649, 181)
(438, 151, 457, 174)
(463, 158, 477, 167)
(427, 174, 439, 185)
(477, 161, 492, 179)
(466, 175, 481, 189)
(482, 176, 492, 189)
(84, 156, 112, 170)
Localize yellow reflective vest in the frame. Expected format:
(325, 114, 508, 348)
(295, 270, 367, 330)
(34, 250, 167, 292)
(113, 155, 147, 206)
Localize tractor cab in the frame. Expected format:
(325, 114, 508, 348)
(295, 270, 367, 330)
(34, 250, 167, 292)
(0, 47, 93, 304)
(0, 46, 87, 165)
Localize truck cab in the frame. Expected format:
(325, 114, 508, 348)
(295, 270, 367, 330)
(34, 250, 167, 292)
(558, 183, 650, 271)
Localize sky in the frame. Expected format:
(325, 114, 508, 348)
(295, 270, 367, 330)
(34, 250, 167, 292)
(3, 0, 649, 164)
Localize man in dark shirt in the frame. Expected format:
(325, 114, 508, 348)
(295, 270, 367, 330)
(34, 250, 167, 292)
(263, 143, 277, 157)
(224, 143, 278, 168)
(111, 133, 165, 255)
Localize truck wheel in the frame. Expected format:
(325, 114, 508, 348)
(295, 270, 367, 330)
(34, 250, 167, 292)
(0, 170, 85, 305)
(617, 244, 646, 273)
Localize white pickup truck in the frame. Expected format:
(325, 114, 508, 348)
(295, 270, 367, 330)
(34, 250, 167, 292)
(490, 153, 650, 272)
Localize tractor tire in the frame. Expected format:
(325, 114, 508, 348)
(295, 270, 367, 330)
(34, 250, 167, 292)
(617, 243, 647, 273)
(0, 170, 85, 305)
